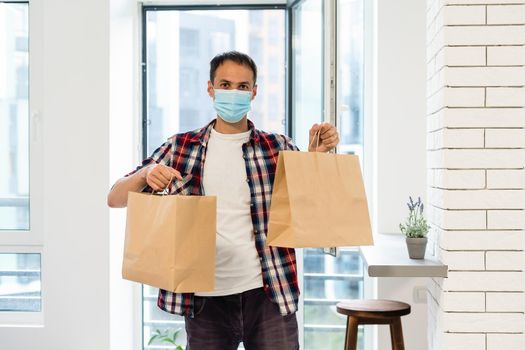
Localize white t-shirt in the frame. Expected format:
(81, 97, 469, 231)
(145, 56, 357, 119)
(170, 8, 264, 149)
(195, 127, 263, 296)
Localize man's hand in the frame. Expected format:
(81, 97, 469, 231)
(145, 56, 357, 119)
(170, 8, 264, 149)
(143, 163, 183, 192)
(308, 123, 339, 152)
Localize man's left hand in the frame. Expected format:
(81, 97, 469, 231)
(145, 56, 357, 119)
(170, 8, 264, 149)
(308, 123, 339, 152)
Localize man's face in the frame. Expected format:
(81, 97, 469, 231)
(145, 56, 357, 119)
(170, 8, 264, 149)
(207, 60, 257, 100)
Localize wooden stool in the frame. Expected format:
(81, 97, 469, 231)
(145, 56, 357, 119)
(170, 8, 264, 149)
(336, 299, 411, 350)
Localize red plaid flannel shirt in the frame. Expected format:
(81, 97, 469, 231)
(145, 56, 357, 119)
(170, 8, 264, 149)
(125, 119, 300, 317)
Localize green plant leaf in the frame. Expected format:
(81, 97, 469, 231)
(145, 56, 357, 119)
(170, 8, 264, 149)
(147, 335, 158, 346)
(161, 337, 176, 344)
(171, 328, 182, 341)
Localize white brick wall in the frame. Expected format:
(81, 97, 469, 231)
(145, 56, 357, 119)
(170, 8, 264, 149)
(487, 46, 525, 65)
(487, 4, 525, 24)
(426, 1, 525, 349)
(487, 169, 525, 188)
(487, 334, 525, 350)
(486, 292, 525, 311)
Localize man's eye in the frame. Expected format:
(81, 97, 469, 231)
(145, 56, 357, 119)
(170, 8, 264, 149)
(239, 85, 248, 90)
(220, 83, 228, 87)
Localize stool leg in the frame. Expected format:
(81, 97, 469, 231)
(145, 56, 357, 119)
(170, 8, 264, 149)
(389, 317, 405, 350)
(344, 316, 359, 350)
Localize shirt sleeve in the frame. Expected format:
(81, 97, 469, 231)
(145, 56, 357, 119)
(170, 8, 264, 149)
(124, 139, 174, 178)
(119, 139, 174, 193)
(281, 134, 300, 152)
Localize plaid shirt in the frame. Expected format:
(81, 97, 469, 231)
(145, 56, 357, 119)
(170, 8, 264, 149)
(125, 119, 300, 317)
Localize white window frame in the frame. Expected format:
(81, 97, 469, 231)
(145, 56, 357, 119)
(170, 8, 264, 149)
(134, 1, 375, 349)
(0, 0, 45, 326)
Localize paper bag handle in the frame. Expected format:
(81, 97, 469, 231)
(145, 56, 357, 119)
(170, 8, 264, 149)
(308, 130, 321, 152)
(308, 129, 339, 256)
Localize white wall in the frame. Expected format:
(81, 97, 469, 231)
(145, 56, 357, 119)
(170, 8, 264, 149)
(375, 0, 428, 235)
(0, 0, 111, 349)
(109, 1, 141, 350)
(372, 1, 429, 349)
(426, 1, 525, 349)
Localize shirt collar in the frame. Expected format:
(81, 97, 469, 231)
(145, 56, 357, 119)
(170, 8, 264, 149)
(189, 118, 260, 146)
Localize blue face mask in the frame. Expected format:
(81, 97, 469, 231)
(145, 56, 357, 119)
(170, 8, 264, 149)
(213, 89, 252, 124)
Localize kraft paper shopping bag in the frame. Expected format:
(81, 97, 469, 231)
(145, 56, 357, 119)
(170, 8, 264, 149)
(122, 191, 216, 293)
(267, 150, 373, 248)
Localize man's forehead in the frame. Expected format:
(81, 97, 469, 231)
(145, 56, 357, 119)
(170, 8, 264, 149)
(214, 61, 255, 82)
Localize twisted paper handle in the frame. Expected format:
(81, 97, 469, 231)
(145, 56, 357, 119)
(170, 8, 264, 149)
(308, 129, 321, 151)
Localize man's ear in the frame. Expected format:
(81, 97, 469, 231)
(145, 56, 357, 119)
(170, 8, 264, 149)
(207, 81, 214, 98)
(251, 85, 258, 100)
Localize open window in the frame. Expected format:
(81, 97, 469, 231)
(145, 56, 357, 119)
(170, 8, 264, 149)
(140, 1, 365, 348)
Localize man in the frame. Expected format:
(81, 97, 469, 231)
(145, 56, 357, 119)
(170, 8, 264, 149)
(108, 51, 339, 349)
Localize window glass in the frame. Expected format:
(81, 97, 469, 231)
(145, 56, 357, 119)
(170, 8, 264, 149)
(143, 8, 285, 349)
(338, 0, 364, 161)
(0, 2, 30, 231)
(292, 0, 366, 348)
(291, 0, 323, 151)
(0, 253, 41, 312)
(144, 9, 286, 155)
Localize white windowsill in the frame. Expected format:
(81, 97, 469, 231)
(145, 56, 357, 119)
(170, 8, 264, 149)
(360, 233, 448, 278)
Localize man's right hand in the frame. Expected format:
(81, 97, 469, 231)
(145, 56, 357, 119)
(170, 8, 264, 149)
(108, 163, 183, 208)
(143, 163, 183, 192)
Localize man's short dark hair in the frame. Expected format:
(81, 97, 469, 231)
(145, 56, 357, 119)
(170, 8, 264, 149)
(210, 51, 258, 85)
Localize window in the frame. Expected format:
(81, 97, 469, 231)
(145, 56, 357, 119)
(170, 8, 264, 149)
(0, 253, 41, 312)
(0, 1, 41, 317)
(291, 0, 366, 348)
(337, 0, 364, 159)
(0, 2, 29, 231)
(143, 7, 285, 156)
(180, 28, 200, 56)
(141, 2, 366, 348)
(142, 6, 286, 348)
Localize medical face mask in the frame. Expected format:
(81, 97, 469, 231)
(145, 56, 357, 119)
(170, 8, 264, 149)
(212, 88, 252, 124)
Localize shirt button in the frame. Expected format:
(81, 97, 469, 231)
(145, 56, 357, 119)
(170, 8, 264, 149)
(250, 203, 254, 207)
(265, 284, 270, 289)
(246, 178, 250, 183)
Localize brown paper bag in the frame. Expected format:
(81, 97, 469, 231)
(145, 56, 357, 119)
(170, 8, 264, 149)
(267, 151, 373, 248)
(122, 191, 216, 293)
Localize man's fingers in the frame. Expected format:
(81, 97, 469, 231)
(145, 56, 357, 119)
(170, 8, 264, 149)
(156, 164, 183, 181)
(326, 142, 338, 149)
(153, 174, 169, 188)
(309, 123, 319, 137)
(320, 129, 337, 140)
(147, 177, 164, 191)
(157, 165, 170, 177)
(169, 168, 183, 181)
(322, 134, 338, 144)
(157, 167, 173, 183)
(319, 123, 336, 136)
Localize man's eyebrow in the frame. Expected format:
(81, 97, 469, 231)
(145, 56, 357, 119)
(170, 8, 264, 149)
(218, 79, 251, 85)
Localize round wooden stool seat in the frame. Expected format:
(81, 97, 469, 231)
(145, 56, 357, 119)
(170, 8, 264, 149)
(336, 299, 411, 318)
(336, 299, 411, 350)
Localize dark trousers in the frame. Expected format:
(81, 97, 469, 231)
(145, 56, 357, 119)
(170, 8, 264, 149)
(185, 287, 299, 350)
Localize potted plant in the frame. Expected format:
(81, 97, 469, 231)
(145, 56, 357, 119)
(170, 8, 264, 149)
(148, 328, 183, 350)
(399, 196, 430, 259)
